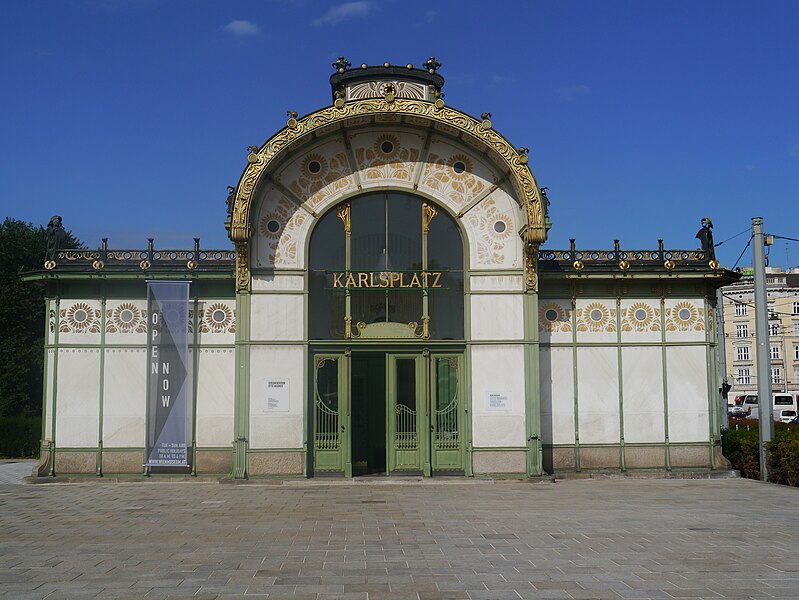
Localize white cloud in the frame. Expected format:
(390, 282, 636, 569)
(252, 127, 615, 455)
(222, 20, 260, 36)
(489, 74, 513, 88)
(416, 10, 436, 26)
(312, 1, 374, 26)
(558, 84, 591, 101)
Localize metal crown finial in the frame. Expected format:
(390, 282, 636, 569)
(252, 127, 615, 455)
(422, 56, 441, 72)
(332, 56, 351, 72)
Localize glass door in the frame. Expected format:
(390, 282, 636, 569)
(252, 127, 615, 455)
(313, 354, 350, 476)
(430, 355, 464, 472)
(387, 354, 426, 474)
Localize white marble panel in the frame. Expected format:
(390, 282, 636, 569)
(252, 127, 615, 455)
(104, 299, 148, 346)
(102, 349, 146, 448)
(417, 138, 501, 214)
(539, 347, 575, 445)
(664, 299, 706, 343)
(538, 300, 574, 344)
(44, 348, 55, 441)
(250, 294, 304, 341)
(196, 349, 235, 447)
(577, 347, 620, 444)
(273, 137, 358, 215)
(55, 349, 101, 448)
(621, 347, 665, 443)
(469, 275, 523, 291)
(57, 300, 102, 345)
(348, 129, 426, 192)
(249, 345, 304, 449)
(471, 345, 526, 447)
(462, 188, 524, 270)
(196, 300, 236, 345)
(575, 299, 618, 344)
(470, 295, 524, 340)
(619, 299, 662, 344)
(252, 275, 305, 291)
(666, 346, 710, 443)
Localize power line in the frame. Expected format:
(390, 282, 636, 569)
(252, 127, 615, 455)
(773, 234, 799, 244)
(715, 227, 751, 247)
(732, 235, 753, 270)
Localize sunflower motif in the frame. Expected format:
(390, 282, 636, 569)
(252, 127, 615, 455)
(623, 302, 658, 332)
(491, 213, 514, 241)
(109, 302, 145, 333)
(578, 302, 615, 332)
(201, 303, 235, 334)
(372, 134, 401, 160)
(669, 301, 702, 331)
(64, 302, 99, 333)
(539, 302, 572, 333)
(259, 213, 284, 240)
(448, 154, 473, 180)
(300, 153, 328, 180)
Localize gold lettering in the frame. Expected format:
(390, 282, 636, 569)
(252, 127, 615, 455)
(332, 272, 344, 288)
(399, 273, 409, 288)
(379, 272, 390, 287)
(409, 273, 421, 287)
(369, 272, 376, 288)
(422, 272, 430, 288)
(358, 272, 369, 288)
(431, 272, 443, 288)
(345, 273, 356, 288)
(390, 272, 401, 287)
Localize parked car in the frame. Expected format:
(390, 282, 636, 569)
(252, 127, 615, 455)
(777, 409, 797, 424)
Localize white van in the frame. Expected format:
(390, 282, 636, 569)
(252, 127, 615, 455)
(735, 392, 799, 420)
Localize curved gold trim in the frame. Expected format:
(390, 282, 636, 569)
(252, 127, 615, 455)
(230, 98, 547, 291)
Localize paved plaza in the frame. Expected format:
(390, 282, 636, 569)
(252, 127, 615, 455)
(1, 466, 799, 600)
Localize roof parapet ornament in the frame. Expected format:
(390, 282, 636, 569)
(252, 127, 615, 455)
(332, 56, 351, 73)
(696, 217, 716, 262)
(422, 56, 441, 73)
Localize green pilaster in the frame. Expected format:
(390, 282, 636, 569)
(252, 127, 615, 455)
(50, 294, 61, 477)
(616, 295, 626, 472)
(97, 294, 106, 476)
(233, 290, 251, 479)
(571, 291, 581, 471)
(523, 290, 542, 476)
(191, 294, 200, 476)
(660, 292, 671, 470)
(704, 294, 716, 467)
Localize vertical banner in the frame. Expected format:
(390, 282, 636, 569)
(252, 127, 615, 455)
(145, 281, 191, 467)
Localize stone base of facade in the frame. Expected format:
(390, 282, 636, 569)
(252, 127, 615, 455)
(42, 449, 234, 477)
(248, 451, 304, 476)
(471, 449, 527, 475)
(544, 444, 719, 472)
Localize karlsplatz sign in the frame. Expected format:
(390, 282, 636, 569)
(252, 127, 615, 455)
(330, 271, 444, 289)
(145, 281, 191, 467)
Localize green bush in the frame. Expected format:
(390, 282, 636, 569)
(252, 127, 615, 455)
(0, 417, 41, 458)
(722, 423, 799, 486)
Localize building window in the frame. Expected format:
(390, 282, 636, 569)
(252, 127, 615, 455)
(735, 303, 748, 317)
(795, 345, 799, 361)
(794, 366, 799, 383)
(771, 345, 782, 360)
(770, 322, 780, 336)
(736, 368, 751, 385)
(736, 346, 750, 361)
(794, 301, 799, 315)
(794, 322, 799, 337)
(736, 324, 749, 338)
(772, 367, 782, 384)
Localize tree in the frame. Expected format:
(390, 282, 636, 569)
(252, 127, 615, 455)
(0, 218, 82, 417)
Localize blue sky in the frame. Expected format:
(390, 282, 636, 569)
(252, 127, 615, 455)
(2, 0, 798, 268)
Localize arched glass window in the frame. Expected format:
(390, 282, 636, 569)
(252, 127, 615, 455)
(309, 192, 464, 340)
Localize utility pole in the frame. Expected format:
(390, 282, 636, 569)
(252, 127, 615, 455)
(752, 217, 773, 481)
(716, 289, 729, 431)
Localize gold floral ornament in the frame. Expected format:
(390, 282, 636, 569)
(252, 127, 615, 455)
(667, 301, 703, 332)
(621, 302, 660, 332)
(61, 302, 101, 333)
(301, 154, 329, 181)
(576, 302, 616, 333)
(539, 302, 572, 333)
(355, 132, 420, 183)
(200, 303, 236, 334)
(106, 303, 146, 333)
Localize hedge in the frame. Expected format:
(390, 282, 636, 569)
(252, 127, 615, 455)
(722, 422, 799, 486)
(0, 417, 41, 458)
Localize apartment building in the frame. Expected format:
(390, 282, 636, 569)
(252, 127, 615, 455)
(722, 267, 799, 395)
